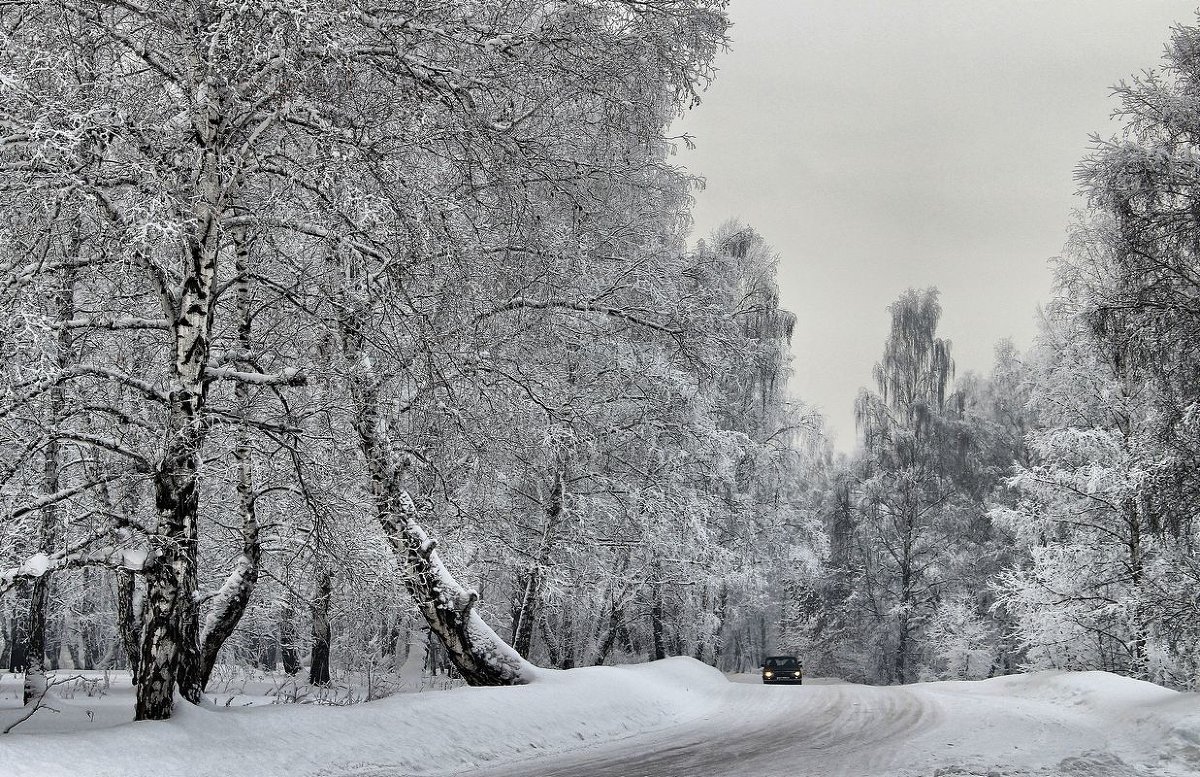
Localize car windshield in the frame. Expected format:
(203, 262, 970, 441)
(764, 657, 799, 669)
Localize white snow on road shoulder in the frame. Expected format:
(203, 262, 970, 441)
(0, 657, 725, 777)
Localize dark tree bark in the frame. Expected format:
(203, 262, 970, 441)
(8, 585, 30, 673)
(650, 580, 666, 661)
(308, 572, 333, 686)
(21, 579, 48, 705)
(280, 604, 301, 676)
(24, 265, 73, 705)
(115, 569, 141, 683)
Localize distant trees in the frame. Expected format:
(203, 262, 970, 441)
(803, 290, 1027, 684)
(803, 16, 1200, 689)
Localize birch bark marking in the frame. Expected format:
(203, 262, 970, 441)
(136, 49, 227, 720)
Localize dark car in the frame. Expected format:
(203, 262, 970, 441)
(761, 655, 803, 684)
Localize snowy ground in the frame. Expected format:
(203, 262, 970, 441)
(1, 659, 1198, 777)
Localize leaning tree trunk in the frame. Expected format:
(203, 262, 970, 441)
(377, 483, 532, 686)
(340, 289, 532, 686)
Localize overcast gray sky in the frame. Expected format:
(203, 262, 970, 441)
(674, 0, 1193, 451)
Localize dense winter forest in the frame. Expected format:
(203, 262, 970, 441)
(2, 0, 1200, 733)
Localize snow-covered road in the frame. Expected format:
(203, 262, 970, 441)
(454, 673, 1199, 777)
(459, 679, 938, 777)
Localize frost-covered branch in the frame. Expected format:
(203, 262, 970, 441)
(478, 297, 681, 335)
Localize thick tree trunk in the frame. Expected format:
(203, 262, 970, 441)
(7, 607, 28, 673)
(309, 572, 333, 686)
(134, 38, 230, 719)
(22, 579, 49, 705)
(137, 462, 204, 719)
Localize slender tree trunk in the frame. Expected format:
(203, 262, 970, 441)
(510, 470, 566, 658)
(1125, 497, 1148, 678)
(559, 607, 576, 669)
(713, 583, 728, 667)
(24, 267, 73, 705)
(650, 580, 666, 661)
(280, 602, 301, 676)
(593, 595, 621, 666)
(197, 229, 262, 691)
(309, 572, 333, 686)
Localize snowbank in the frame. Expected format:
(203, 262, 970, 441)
(912, 671, 1200, 776)
(0, 657, 729, 777)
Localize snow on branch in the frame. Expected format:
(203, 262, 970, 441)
(479, 297, 682, 335)
(0, 366, 169, 419)
(204, 366, 307, 386)
(0, 542, 146, 598)
(55, 316, 170, 330)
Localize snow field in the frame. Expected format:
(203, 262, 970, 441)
(1, 660, 1199, 777)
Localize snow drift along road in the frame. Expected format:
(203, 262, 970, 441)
(2, 658, 1199, 777)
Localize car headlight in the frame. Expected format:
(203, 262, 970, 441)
(794, 671, 802, 677)
(764, 671, 774, 678)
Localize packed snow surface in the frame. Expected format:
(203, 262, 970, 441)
(2, 659, 1198, 777)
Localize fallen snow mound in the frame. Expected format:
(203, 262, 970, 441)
(0, 657, 728, 777)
